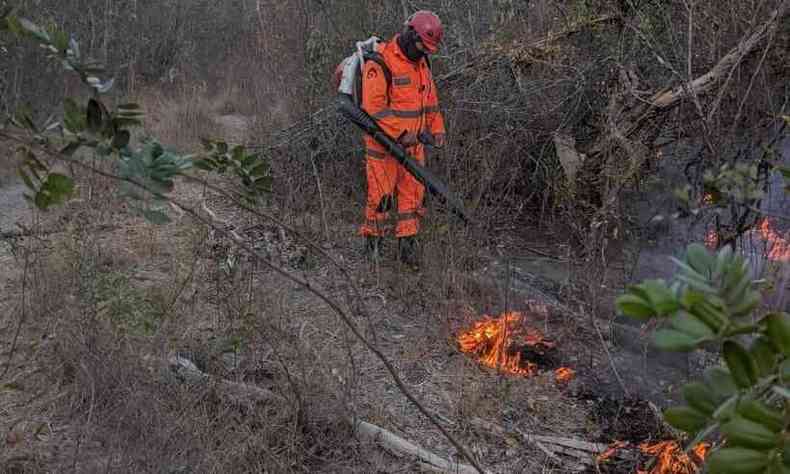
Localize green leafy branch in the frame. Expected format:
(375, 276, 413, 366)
(2, 13, 142, 211)
(16, 147, 74, 209)
(617, 243, 790, 474)
(118, 140, 194, 224)
(195, 139, 272, 205)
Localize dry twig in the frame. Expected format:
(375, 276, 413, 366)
(0, 131, 488, 474)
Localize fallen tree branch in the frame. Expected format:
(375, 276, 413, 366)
(438, 14, 620, 85)
(163, 355, 486, 474)
(512, 14, 620, 52)
(355, 421, 484, 474)
(650, 1, 789, 111)
(582, 0, 790, 161)
(524, 437, 574, 469)
(164, 356, 284, 406)
(0, 249, 29, 380)
(469, 418, 595, 472)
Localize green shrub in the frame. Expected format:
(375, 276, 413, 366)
(617, 243, 790, 474)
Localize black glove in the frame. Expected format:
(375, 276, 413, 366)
(396, 130, 418, 147)
(419, 131, 445, 149)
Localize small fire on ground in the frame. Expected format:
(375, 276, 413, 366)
(705, 218, 790, 262)
(756, 219, 790, 262)
(597, 440, 708, 474)
(457, 311, 574, 383)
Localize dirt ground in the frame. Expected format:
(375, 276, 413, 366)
(0, 168, 708, 473)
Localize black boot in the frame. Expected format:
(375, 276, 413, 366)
(365, 236, 383, 260)
(397, 236, 420, 268)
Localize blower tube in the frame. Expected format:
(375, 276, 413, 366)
(336, 94, 471, 224)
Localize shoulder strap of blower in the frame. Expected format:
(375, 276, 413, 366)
(357, 50, 392, 106)
(360, 51, 432, 103)
(363, 51, 392, 87)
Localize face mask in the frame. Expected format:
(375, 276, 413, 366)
(398, 29, 424, 62)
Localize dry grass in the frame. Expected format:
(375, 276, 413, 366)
(0, 53, 650, 468)
(8, 2, 781, 470)
(1, 177, 316, 472)
(0, 154, 613, 473)
(133, 85, 255, 152)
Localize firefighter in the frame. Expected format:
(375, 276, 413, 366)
(360, 10, 446, 267)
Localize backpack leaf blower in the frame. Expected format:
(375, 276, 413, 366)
(336, 94, 472, 225)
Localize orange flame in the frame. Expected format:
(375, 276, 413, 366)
(555, 367, 575, 383)
(637, 441, 708, 474)
(597, 440, 708, 473)
(596, 440, 629, 464)
(755, 218, 790, 263)
(706, 219, 789, 261)
(457, 311, 571, 378)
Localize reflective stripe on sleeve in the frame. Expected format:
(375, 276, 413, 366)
(371, 106, 439, 119)
(367, 149, 387, 159)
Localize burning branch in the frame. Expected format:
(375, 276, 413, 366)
(705, 218, 790, 262)
(636, 440, 708, 474)
(596, 439, 708, 474)
(757, 218, 790, 262)
(471, 418, 708, 473)
(457, 312, 543, 376)
(555, 367, 575, 384)
(457, 311, 575, 383)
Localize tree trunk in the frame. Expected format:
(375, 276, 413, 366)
(574, 0, 790, 208)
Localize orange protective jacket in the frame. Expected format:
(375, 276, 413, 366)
(359, 36, 446, 238)
(361, 36, 445, 158)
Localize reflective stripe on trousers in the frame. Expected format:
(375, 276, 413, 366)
(360, 151, 426, 238)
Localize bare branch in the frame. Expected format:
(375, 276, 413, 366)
(0, 130, 488, 474)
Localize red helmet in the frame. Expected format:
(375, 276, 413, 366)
(405, 10, 443, 53)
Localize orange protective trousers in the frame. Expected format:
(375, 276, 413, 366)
(363, 147, 426, 238)
(359, 35, 445, 238)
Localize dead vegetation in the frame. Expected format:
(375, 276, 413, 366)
(2, 0, 789, 473)
(0, 170, 593, 473)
